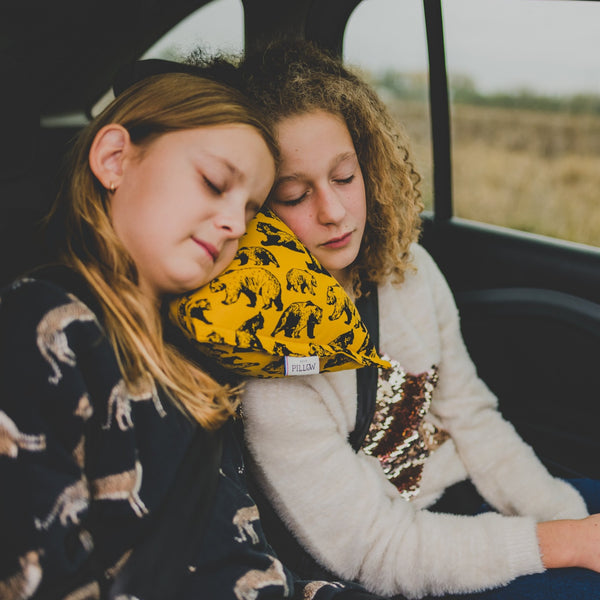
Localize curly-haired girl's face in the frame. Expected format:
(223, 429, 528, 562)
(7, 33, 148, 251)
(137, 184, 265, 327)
(270, 110, 367, 286)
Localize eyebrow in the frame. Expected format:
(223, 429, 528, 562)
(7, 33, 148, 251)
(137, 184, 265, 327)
(201, 151, 242, 179)
(276, 151, 357, 185)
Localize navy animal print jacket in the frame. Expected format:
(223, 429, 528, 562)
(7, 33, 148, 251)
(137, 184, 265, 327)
(0, 272, 378, 600)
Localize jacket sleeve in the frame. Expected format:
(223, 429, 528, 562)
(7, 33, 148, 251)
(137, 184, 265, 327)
(0, 278, 103, 598)
(242, 373, 544, 599)
(414, 244, 588, 522)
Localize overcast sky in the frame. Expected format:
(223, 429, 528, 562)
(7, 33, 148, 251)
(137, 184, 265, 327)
(146, 0, 600, 96)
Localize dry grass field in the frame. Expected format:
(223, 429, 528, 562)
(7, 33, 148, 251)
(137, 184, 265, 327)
(387, 100, 600, 248)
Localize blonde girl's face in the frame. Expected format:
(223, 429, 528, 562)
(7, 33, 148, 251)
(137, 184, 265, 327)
(270, 110, 367, 286)
(109, 125, 275, 301)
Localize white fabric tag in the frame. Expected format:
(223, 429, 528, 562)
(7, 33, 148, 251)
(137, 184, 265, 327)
(284, 356, 320, 376)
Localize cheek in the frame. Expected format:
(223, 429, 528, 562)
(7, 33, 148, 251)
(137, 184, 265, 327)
(271, 208, 315, 247)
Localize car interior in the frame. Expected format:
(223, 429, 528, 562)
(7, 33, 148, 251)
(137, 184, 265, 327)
(2, 0, 600, 479)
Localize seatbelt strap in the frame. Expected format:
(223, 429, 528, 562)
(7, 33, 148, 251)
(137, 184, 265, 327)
(349, 283, 380, 452)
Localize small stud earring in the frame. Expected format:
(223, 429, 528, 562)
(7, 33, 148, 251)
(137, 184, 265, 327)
(109, 182, 115, 193)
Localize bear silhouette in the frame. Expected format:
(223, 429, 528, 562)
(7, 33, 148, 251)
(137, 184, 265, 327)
(263, 357, 286, 374)
(256, 221, 306, 254)
(210, 268, 283, 311)
(323, 353, 352, 370)
(272, 301, 323, 339)
(235, 246, 280, 268)
(272, 341, 292, 356)
(305, 254, 329, 275)
(326, 285, 354, 324)
(357, 333, 376, 358)
(329, 330, 355, 352)
(286, 269, 317, 295)
(308, 343, 328, 357)
(178, 297, 212, 329)
(235, 312, 265, 350)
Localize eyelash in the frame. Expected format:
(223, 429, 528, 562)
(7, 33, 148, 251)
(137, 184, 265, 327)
(203, 176, 223, 195)
(282, 192, 308, 206)
(279, 174, 355, 206)
(335, 174, 355, 185)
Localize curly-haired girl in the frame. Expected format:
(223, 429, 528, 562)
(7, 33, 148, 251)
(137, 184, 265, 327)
(237, 41, 600, 600)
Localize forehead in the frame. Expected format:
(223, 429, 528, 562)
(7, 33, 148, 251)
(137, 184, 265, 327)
(275, 110, 355, 169)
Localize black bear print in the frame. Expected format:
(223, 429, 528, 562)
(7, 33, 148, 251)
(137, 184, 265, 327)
(326, 285, 354, 325)
(272, 341, 293, 356)
(328, 330, 355, 352)
(219, 355, 261, 369)
(286, 269, 317, 295)
(272, 301, 323, 339)
(357, 333, 376, 358)
(235, 246, 280, 268)
(209, 268, 283, 311)
(262, 357, 286, 374)
(183, 297, 212, 325)
(308, 343, 328, 357)
(304, 254, 329, 275)
(235, 312, 265, 351)
(256, 221, 306, 254)
(323, 353, 352, 370)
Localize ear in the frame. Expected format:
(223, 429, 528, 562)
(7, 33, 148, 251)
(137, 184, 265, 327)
(88, 124, 131, 191)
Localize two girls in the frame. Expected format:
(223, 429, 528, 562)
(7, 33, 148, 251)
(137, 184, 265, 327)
(0, 67, 377, 600)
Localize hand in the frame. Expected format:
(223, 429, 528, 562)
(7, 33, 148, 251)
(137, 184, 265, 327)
(537, 513, 600, 571)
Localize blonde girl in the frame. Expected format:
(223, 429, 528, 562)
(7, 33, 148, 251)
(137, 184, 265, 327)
(0, 69, 298, 600)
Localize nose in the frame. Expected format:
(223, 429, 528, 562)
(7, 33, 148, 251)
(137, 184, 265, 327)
(315, 185, 346, 225)
(214, 204, 247, 239)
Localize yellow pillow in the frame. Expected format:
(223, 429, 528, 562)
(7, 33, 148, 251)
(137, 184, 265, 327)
(170, 209, 390, 377)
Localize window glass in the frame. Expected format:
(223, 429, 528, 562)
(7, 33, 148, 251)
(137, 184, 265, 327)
(443, 0, 600, 247)
(91, 0, 243, 116)
(343, 0, 433, 210)
(143, 0, 243, 60)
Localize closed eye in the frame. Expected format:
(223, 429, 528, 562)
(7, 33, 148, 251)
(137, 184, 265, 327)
(284, 192, 308, 206)
(203, 176, 223, 195)
(275, 190, 308, 206)
(335, 174, 355, 185)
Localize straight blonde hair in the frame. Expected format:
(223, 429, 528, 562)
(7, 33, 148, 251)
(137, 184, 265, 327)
(51, 72, 278, 429)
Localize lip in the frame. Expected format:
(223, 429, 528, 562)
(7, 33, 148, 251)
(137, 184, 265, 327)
(192, 237, 218, 262)
(321, 231, 353, 249)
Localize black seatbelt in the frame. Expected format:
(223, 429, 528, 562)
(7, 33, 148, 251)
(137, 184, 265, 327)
(349, 283, 380, 451)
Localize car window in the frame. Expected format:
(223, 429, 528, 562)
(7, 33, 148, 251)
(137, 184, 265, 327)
(443, 0, 600, 247)
(343, 0, 433, 211)
(143, 0, 243, 60)
(91, 0, 243, 117)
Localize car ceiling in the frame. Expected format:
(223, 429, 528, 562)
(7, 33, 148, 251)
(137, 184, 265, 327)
(3, 0, 221, 116)
(1, 0, 362, 118)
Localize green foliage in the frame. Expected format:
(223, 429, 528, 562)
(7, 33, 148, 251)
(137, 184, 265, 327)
(371, 69, 600, 115)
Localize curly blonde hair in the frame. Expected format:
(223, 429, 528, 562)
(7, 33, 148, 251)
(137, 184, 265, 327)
(50, 72, 278, 429)
(238, 40, 423, 295)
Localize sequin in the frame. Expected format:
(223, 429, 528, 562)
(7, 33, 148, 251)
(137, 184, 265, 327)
(361, 356, 449, 500)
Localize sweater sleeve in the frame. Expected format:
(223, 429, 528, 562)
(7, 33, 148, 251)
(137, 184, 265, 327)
(0, 278, 103, 598)
(414, 244, 588, 522)
(242, 372, 544, 599)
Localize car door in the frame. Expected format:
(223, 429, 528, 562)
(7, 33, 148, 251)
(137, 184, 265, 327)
(329, 0, 600, 478)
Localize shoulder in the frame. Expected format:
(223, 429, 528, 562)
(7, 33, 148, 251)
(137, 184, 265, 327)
(407, 243, 444, 279)
(378, 244, 439, 298)
(1, 275, 100, 328)
(0, 275, 104, 367)
(381, 244, 452, 296)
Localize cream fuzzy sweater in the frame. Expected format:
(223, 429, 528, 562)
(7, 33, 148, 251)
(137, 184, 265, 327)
(241, 244, 588, 599)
